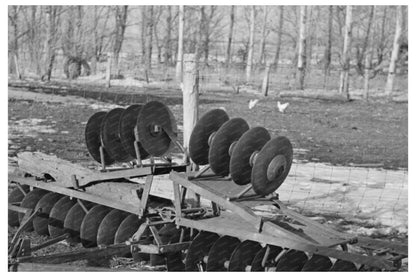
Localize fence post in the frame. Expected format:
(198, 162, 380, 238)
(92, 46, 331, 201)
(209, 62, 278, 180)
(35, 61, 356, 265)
(105, 53, 112, 88)
(261, 62, 271, 96)
(181, 54, 199, 158)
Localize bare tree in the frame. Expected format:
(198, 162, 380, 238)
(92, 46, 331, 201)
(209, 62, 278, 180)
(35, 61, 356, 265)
(339, 5, 352, 97)
(385, 6, 404, 96)
(42, 6, 60, 81)
(272, 6, 284, 68)
(376, 6, 388, 66)
(164, 6, 172, 65)
(225, 5, 235, 68)
(176, 5, 184, 82)
(8, 6, 20, 75)
(141, 6, 146, 63)
(363, 6, 375, 100)
(245, 6, 255, 83)
(145, 6, 154, 79)
(356, 6, 375, 75)
(153, 6, 163, 64)
(258, 6, 269, 64)
(296, 5, 307, 90)
(113, 5, 128, 75)
(323, 5, 333, 83)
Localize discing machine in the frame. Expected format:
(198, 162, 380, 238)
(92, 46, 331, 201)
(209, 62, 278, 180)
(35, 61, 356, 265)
(8, 101, 407, 271)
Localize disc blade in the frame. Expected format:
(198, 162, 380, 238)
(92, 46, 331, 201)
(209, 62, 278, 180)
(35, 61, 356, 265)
(189, 109, 229, 165)
(18, 189, 49, 231)
(85, 111, 114, 165)
(8, 185, 30, 227)
(206, 235, 240, 271)
(250, 245, 282, 272)
(302, 254, 333, 271)
(209, 118, 249, 176)
(330, 260, 357, 271)
(97, 209, 129, 246)
(166, 228, 193, 272)
(274, 250, 308, 271)
(80, 205, 112, 248)
(136, 101, 177, 156)
(101, 108, 133, 162)
(228, 240, 262, 271)
(114, 214, 144, 244)
(119, 104, 149, 160)
(150, 224, 179, 266)
(230, 127, 271, 185)
(184, 231, 220, 271)
(64, 202, 95, 243)
(251, 136, 293, 196)
(48, 196, 77, 238)
(33, 192, 64, 236)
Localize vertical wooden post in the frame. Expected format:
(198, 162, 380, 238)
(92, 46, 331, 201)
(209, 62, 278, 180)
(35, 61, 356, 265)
(261, 62, 271, 96)
(106, 53, 112, 88)
(181, 54, 199, 157)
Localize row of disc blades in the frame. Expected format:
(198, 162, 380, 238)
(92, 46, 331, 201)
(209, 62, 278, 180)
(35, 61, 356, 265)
(188, 109, 293, 196)
(8, 186, 146, 248)
(85, 101, 177, 165)
(160, 228, 358, 272)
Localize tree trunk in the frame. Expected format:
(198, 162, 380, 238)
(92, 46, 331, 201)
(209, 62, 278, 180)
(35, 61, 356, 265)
(145, 6, 154, 80)
(245, 6, 255, 83)
(377, 6, 388, 66)
(9, 6, 19, 75)
(339, 5, 353, 98)
(176, 5, 184, 82)
(272, 6, 284, 68)
(363, 6, 375, 101)
(296, 6, 307, 90)
(225, 5, 235, 68)
(113, 6, 128, 76)
(385, 6, 404, 96)
(323, 5, 333, 85)
(164, 6, 172, 65)
(196, 6, 206, 63)
(357, 6, 375, 76)
(141, 6, 147, 64)
(42, 6, 58, 81)
(258, 6, 268, 65)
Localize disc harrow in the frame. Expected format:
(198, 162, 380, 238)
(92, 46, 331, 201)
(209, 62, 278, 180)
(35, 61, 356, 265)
(8, 105, 407, 272)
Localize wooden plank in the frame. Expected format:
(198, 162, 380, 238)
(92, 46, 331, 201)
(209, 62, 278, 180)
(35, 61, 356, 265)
(11, 176, 140, 214)
(177, 216, 396, 270)
(17, 244, 131, 265)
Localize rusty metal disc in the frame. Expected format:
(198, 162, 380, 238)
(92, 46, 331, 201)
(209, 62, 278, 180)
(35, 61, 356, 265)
(119, 104, 149, 160)
(230, 127, 271, 185)
(206, 235, 240, 271)
(136, 101, 177, 156)
(33, 192, 64, 236)
(250, 245, 282, 272)
(274, 250, 308, 271)
(330, 260, 357, 271)
(64, 202, 95, 244)
(80, 205, 112, 248)
(251, 136, 293, 196)
(209, 118, 249, 176)
(184, 231, 220, 271)
(48, 196, 77, 238)
(114, 214, 144, 244)
(302, 254, 333, 271)
(85, 111, 114, 165)
(8, 185, 30, 227)
(101, 108, 133, 163)
(97, 209, 129, 246)
(189, 109, 230, 165)
(18, 189, 49, 231)
(228, 240, 262, 271)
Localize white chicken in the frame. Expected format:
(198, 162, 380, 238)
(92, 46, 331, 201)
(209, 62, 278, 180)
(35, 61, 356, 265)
(248, 99, 259, 109)
(277, 101, 289, 113)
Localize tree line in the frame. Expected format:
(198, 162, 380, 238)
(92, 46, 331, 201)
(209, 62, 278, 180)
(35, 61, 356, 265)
(8, 5, 407, 97)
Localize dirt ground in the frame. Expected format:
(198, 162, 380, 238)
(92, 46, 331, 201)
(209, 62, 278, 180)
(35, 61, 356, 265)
(7, 85, 408, 271)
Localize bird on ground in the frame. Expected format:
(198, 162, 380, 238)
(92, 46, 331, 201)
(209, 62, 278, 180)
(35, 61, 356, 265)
(249, 99, 260, 109)
(277, 101, 289, 113)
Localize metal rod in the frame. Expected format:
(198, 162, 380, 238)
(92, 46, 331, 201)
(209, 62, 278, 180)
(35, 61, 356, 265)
(227, 185, 253, 201)
(16, 183, 27, 196)
(77, 199, 89, 214)
(99, 145, 106, 171)
(30, 233, 70, 252)
(188, 164, 211, 180)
